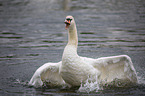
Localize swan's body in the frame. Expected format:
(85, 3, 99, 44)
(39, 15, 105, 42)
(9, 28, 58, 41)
(60, 45, 101, 86)
(29, 16, 138, 88)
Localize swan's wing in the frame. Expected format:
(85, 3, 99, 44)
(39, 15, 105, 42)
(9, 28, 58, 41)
(81, 55, 138, 84)
(28, 61, 65, 87)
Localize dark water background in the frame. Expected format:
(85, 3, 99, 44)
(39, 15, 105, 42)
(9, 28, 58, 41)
(0, 0, 145, 95)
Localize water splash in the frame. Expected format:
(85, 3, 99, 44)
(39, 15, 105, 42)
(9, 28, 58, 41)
(78, 75, 140, 93)
(78, 75, 101, 93)
(14, 79, 29, 86)
(137, 72, 145, 85)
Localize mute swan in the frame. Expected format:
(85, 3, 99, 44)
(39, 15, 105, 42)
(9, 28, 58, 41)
(29, 15, 138, 88)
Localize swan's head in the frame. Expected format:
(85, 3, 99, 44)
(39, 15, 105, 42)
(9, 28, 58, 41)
(64, 15, 75, 30)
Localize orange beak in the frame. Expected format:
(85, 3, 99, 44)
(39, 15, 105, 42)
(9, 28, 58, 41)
(64, 20, 71, 29)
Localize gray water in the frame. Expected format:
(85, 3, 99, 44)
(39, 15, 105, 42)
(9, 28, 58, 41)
(0, 0, 145, 95)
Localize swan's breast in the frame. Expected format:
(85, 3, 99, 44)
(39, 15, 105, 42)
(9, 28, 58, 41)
(61, 56, 100, 86)
(60, 45, 101, 86)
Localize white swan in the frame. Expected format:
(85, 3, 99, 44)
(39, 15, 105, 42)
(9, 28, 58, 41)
(29, 15, 138, 88)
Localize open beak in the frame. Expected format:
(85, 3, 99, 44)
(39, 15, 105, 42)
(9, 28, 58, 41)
(64, 20, 70, 29)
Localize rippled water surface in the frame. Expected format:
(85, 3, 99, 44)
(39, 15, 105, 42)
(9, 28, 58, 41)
(0, 0, 145, 95)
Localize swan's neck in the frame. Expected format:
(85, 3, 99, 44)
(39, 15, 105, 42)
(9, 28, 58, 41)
(67, 23, 78, 48)
(62, 22, 78, 59)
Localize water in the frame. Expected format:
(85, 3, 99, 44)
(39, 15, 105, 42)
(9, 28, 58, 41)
(0, 0, 145, 95)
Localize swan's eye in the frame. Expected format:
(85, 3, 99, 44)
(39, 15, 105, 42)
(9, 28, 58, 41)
(66, 18, 72, 22)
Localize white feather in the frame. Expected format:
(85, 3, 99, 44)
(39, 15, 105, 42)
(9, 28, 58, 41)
(28, 61, 65, 87)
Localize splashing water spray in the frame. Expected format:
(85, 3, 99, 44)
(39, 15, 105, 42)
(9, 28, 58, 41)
(78, 75, 101, 93)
